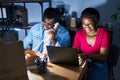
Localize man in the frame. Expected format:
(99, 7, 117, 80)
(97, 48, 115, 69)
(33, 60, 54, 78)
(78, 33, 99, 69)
(23, 7, 70, 57)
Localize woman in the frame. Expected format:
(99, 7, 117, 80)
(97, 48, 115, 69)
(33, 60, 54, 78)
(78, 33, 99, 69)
(72, 7, 111, 80)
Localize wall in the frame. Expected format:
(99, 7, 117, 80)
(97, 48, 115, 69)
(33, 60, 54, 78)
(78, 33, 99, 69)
(17, 0, 118, 24)
(18, 0, 119, 38)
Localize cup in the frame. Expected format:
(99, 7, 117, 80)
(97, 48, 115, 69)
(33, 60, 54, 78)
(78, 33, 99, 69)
(35, 56, 47, 73)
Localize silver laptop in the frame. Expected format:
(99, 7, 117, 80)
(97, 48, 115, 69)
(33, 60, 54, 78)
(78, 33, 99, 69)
(47, 46, 79, 66)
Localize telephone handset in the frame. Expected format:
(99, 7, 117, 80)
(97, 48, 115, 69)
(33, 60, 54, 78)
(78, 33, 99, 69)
(53, 22, 59, 31)
(49, 22, 59, 34)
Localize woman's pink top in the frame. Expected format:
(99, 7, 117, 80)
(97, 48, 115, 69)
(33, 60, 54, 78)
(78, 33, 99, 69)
(72, 28, 111, 54)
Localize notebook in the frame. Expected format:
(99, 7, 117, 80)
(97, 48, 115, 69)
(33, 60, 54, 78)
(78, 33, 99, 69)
(47, 46, 80, 66)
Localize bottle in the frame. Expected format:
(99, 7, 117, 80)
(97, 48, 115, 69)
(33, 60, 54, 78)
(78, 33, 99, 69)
(70, 11, 77, 28)
(70, 18, 76, 28)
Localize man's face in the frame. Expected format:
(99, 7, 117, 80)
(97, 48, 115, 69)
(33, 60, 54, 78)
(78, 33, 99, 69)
(43, 18, 55, 30)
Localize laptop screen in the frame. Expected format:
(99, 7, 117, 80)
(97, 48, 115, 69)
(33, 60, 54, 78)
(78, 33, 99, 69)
(47, 46, 80, 66)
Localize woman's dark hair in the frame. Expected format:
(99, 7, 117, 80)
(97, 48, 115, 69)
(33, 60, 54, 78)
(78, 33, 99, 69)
(43, 7, 61, 23)
(81, 7, 100, 25)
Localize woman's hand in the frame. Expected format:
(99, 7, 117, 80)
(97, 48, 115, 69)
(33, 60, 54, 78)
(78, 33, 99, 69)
(78, 54, 88, 65)
(79, 54, 88, 59)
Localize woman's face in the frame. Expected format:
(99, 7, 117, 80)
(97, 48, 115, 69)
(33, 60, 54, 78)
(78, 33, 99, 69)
(82, 17, 96, 33)
(43, 18, 55, 30)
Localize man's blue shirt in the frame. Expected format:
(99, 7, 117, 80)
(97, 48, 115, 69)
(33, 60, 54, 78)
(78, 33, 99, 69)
(23, 22, 71, 53)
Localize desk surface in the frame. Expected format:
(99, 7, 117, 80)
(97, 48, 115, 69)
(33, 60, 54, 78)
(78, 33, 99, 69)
(27, 60, 87, 80)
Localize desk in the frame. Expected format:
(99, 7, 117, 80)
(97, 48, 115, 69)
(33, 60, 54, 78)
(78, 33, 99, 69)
(27, 60, 87, 80)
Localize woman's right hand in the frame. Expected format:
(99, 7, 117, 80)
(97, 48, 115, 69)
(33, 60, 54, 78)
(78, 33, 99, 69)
(78, 54, 88, 64)
(80, 54, 88, 59)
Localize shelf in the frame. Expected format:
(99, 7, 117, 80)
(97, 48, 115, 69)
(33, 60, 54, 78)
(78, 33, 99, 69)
(0, 0, 52, 36)
(0, 0, 51, 27)
(0, 0, 51, 3)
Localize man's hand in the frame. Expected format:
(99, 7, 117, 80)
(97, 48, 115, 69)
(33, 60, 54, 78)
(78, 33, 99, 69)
(25, 49, 48, 59)
(25, 49, 36, 55)
(49, 28, 56, 40)
(48, 28, 57, 45)
(25, 49, 38, 59)
(36, 52, 48, 58)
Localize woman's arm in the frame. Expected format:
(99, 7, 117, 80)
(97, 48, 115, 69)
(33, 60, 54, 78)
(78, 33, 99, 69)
(82, 29, 111, 61)
(81, 47, 110, 61)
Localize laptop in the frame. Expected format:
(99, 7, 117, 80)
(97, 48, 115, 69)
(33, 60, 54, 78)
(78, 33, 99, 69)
(47, 46, 80, 66)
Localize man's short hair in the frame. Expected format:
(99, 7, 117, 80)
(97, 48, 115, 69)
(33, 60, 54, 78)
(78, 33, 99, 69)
(43, 7, 61, 23)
